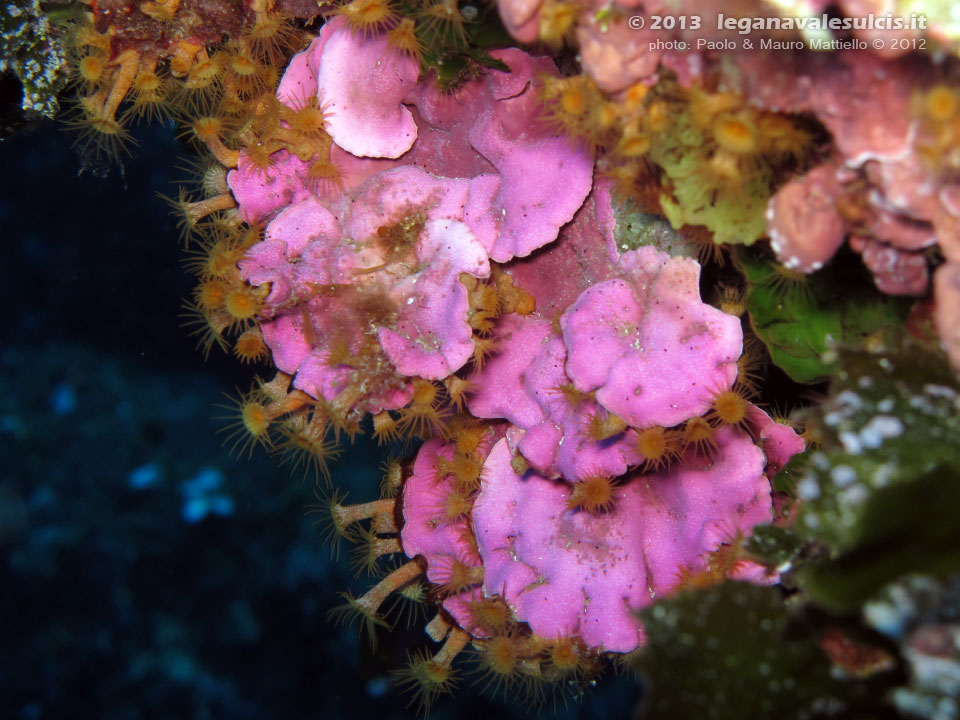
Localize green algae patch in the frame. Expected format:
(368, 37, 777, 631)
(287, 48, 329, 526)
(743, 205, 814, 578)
(798, 466, 960, 613)
(763, 347, 960, 613)
(634, 582, 890, 719)
(738, 252, 908, 384)
(650, 106, 771, 247)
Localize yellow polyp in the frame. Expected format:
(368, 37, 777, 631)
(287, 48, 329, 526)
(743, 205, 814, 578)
(168, 41, 203, 76)
(634, 425, 679, 471)
(393, 628, 469, 715)
(713, 115, 758, 155)
(567, 475, 616, 515)
(234, 327, 269, 364)
(709, 389, 748, 428)
(467, 596, 513, 634)
(925, 85, 959, 122)
(495, 272, 535, 316)
(470, 281, 500, 316)
(645, 100, 670, 134)
(550, 636, 581, 670)
(616, 129, 651, 159)
(397, 379, 449, 439)
(216, 386, 276, 458)
(335, 0, 400, 36)
(77, 53, 107, 89)
(379, 457, 404, 498)
(274, 411, 343, 482)
(139, 0, 181, 22)
(735, 344, 765, 399)
(183, 50, 225, 91)
(443, 376, 473, 411)
(683, 416, 718, 455)
(717, 284, 746, 317)
(560, 84, 587, 116)
(476, 633, 534, 699)
(223, 284, 263, 326)
(351, 526, 402, 577)
(372, 410, 401, 444)
(549, 382, 591, 410)
(432, 556, 484, 596)
(538, 74, 611, 148)
(122, 58, 173, 124)
(538, 0, 579, 45)
(67, 90, 137, 163)
(286, 98, 330, 136)
(708, 150, 745, 183)
(180, 301, 230, 359)
(387, 18, 425, 65)
(246, 9, 303, 66)
(587, 410, 627, 441)
(71, 18, 113, 55)
(196, 280, 231, 314)
(418, 0, 471, 46)
(635, 426, 664, 458)
(690, 89, 742, 129)
(623, 82, 649, 110)
(438, 483, 473, 521)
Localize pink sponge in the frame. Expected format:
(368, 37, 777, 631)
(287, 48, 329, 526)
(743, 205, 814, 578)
(227, 150, 315, 225)
(561, 248, 741, 429)
(400, 436, 495, 635)
(464, 311, 639, 480)
(767, 162, 847, 273)
(748, 404, 806, 480)
(377, 217, 490, 378)
(229, 21, 592, 263)
(467, 67, 594, 262)
(226, 21, 596, 412)
(239, 167, 492, 401)
(469, 240, 742, 479)
(317, 18, 420, 158)
(472, 430, 774, 652)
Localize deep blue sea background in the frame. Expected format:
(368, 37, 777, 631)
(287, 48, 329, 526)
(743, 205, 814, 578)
(0, 119, 639, 719)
